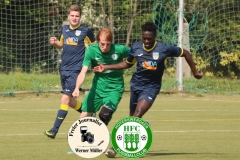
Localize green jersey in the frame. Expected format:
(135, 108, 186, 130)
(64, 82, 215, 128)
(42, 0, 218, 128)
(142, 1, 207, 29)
(82, 43, 130, 96)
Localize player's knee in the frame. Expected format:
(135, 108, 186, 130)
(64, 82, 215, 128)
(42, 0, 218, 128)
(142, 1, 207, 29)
(133, 109, 144, 118)
(61, 94, 71, 104)
(99, 105, 113, 125)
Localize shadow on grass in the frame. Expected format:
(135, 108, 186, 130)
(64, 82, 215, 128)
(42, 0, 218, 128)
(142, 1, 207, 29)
(145, 152, 196, 157)
(145, 151, 225, 157)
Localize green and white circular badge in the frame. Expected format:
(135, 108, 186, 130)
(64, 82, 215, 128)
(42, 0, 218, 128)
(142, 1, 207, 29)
(111, 116, 153, 158)
(68, 117, 110, 158)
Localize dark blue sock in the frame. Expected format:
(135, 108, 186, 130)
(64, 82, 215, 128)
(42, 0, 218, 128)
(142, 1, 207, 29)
(52, 109, 68, 133)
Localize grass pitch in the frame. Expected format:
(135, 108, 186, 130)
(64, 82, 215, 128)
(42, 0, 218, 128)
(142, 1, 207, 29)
(0, 93, 240, 160)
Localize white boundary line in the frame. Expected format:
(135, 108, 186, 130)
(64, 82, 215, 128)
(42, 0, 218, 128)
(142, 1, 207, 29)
(1, 98, 240, 103)
(0, 109, 58, 111)
(0, 100, 58, 104)
(154, 130, 240, 133)
(1, 109, 240, 112)
(1, 130, 240, 136)
(0, 108, 240, 112)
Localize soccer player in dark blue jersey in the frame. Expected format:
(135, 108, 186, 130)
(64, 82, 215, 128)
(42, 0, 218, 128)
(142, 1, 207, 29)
(94, 22, 203, 157)
(43, 4, 95, 139)
(95, 22, 203, 118)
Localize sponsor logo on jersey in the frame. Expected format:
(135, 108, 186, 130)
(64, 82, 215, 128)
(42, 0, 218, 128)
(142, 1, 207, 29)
(64, 37, 78, 46)
(141, 61, 157, 70)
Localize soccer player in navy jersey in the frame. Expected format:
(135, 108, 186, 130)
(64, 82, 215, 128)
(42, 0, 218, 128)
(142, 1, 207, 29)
(94, 21, 203, 157)
(95, 21, 203, 118)
(43, 4, 95, 139)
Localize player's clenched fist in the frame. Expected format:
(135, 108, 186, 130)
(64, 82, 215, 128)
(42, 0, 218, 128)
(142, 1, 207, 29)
(193, 71, 204, 80)
(93, 63, 105, 72)
(72, 88, 80, 98)
(49, 37, 57, 45)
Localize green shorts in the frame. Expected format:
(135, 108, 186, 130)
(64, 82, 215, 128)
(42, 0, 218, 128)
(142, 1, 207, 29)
(81, 88, 123, 113)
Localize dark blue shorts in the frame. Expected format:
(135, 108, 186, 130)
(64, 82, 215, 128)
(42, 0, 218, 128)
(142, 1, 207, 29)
(60, 70, 80, 95)
(129, 87, 159, 111)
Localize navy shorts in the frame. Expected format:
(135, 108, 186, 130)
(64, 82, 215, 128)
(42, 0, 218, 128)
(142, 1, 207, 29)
(60, 70, 80, 95)
(129, 87, 159, 111)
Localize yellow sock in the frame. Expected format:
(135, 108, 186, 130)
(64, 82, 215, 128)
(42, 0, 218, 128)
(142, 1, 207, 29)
(74, 101, 82, 112)
(60, 104, 69, 111)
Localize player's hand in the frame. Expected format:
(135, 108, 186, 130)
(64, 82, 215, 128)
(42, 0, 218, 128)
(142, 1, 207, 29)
(49, 37, 57, 45)
(93, 63, 105, 72)
(193, 72, 204, 79)
(72, 88, 80, 98)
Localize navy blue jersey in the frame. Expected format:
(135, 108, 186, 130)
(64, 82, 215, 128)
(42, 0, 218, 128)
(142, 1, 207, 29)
(59, 25, 95, 70)
(126, 41, 183, 91)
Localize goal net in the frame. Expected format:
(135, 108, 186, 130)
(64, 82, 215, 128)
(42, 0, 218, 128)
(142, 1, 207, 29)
(0, 0, 240, 94)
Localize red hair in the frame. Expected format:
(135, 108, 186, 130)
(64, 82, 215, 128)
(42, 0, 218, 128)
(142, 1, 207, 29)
(96, 28, 113, 42)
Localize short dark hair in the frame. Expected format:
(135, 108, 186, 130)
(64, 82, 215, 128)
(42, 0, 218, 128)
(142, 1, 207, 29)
(141, 22, 157, 35)
(68, 4, 81, 15)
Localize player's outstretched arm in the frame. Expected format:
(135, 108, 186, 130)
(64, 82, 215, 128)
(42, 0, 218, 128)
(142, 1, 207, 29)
(72, 66, 88, 98)
(94, 61, 132, 72)
(182, 49, 203, 79)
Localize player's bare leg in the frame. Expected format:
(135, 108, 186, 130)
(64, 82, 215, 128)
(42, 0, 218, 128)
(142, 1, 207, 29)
(80, 111, 95, 118)
(131, 100, 151, 126)
(133, 99, 151, 118)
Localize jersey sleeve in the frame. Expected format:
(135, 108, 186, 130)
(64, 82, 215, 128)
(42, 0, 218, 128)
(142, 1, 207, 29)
(126, 47, 137, 64)
(84, 28, 96, 48)
(121, 46, 131, 58)
(82, 47, 93, 67)
(166, 45, 183, 57)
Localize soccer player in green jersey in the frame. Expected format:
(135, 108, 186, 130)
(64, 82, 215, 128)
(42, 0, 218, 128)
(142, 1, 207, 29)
(72, 27, 130, 123)
(69, 28, 129, 155)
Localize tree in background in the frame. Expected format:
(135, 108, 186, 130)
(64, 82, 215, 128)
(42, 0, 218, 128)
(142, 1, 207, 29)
(153, 0, 240, 78)
(1, 0, 240, 78)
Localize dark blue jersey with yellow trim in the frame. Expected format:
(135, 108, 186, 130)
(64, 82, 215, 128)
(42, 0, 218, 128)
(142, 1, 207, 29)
(59, 25, 95, 70)
(126, 41, 183, 91)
